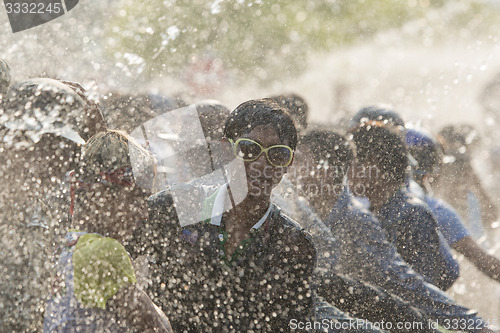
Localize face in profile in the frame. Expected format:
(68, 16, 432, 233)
(348, 157, 384, 199)
(232, 125, 293, 198)
(290, 146, 324, 196)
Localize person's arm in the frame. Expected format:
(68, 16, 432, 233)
(316, 271, 436, 333)
(397, 206, 459, 291)
(348, 216, 494, 332)
(327, 201, 493, 332)
(108, 284, 173, 333)
(452, 236, 500, 282)
(72, 234, 173, 332)
(424, 196, 500, 281)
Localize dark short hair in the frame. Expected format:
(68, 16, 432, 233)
(300, 130, 353, 183)
(223, 98, 298, 150)
(349, 105, 405, 131)
(77, 129, 156, 188)
(269, 93, 308, 132)
(351, 124, 408, 184)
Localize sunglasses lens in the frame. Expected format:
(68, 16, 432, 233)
(268, 146, 292, 166)
(235, 140, 262, 160)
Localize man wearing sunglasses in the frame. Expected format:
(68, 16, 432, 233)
(144, 98, 319, 332)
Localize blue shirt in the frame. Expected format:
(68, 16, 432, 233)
(377, 188, 460, 291)
(407, 179, 470, 245)
(424, 196, 470, 245)
(325, 189, 484, 330)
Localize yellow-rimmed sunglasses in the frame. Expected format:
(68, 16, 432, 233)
(228, 138, 294, 167)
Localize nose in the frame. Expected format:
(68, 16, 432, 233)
(250, 151, 274, 174)
(256, 150, 269, 164)
(245, 152, 270, 178)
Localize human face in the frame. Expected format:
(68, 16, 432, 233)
(348, 156, 384, 201)
(230, 138, 294, 167)
(289, 146, 316, 188)
(240, 125, 293, 198)
(293, 147, 328, 197)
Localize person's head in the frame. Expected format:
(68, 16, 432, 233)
(223, 98, 297, 198)
(188, 100, 231, 175)
(196, 100, 231, 142)
(293, 130, 352, 202)
(349, 123, 408, 206)
(72, 130, 156, 240)
(438, 124, 479, 164)
(2, 78, 106, 145)
(269, 93, 309, 133)
(149, 93, 188, 115)
(405, 127, 442, 185)
(1, 78, 106, 184)
(348, 105, 405, 132)
(177, 100, 232, 179)
(101, 92, 188, 134)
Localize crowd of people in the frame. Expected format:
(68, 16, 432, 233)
(1, 58, 500, 332)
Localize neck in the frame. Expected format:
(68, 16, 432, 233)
(369, 184, 401, 213)
(225, 191, 270, 233)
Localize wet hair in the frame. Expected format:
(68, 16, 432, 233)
(195, 100, 231, 140)
(76, 130, 156, 189)
(351, 124, 408, 185)
(269, 93, 309, 132)
(223, 98, 298, 150)
(300, 130, 353, 183)
(1, 78, 106, 147)
(349, 105, 405, 131)
(406, 127, 442, 176)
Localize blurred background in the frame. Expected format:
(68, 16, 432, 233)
(1, 0, 500, 126)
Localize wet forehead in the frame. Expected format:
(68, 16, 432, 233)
(242, 125, 282, 147)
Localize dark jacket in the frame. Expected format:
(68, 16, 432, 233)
(324, 189, 485, 332)
(140, 188, 316, 332)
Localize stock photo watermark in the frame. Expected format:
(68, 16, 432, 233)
(4, 0, 79, 33)
(289, 318, 497, 331)
(247, 161, 382, 198)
